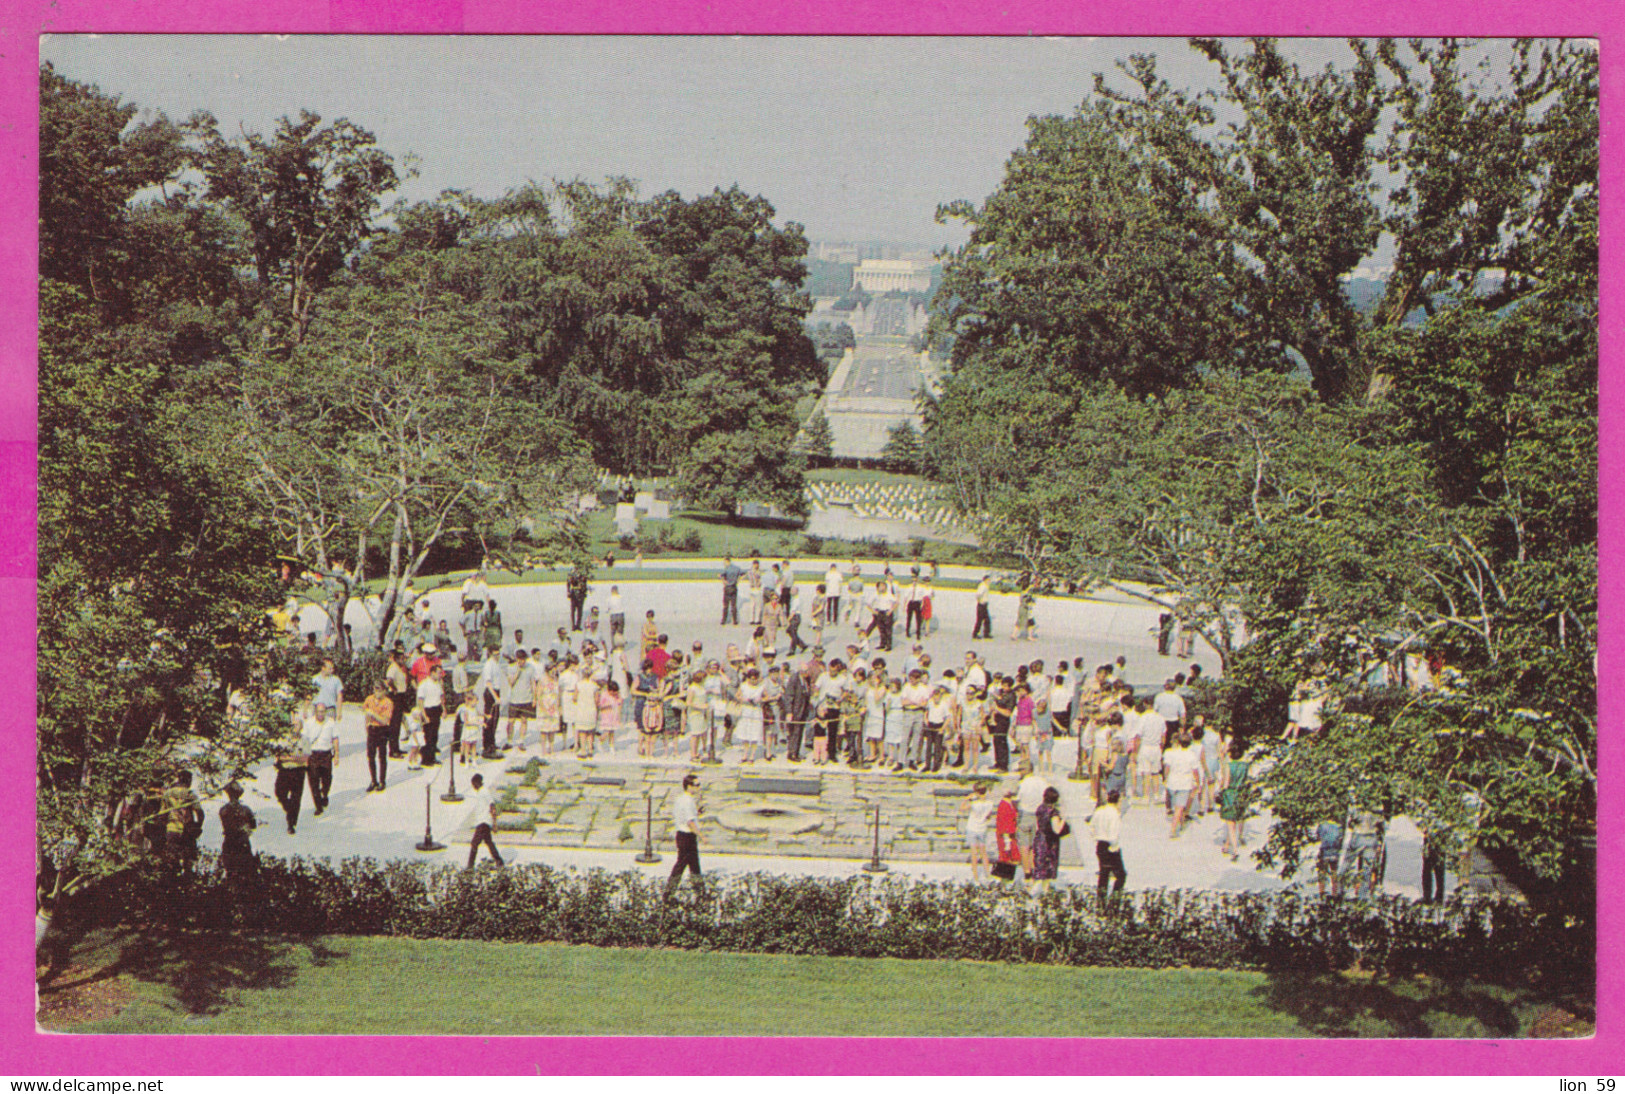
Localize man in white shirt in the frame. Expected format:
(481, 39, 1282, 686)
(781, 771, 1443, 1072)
(1162, 732, 1202, 837)
(608, 585, 625, 641)
(869, 580, 898, 651)
(825, 563, 843, 623)
(900, 670, 932, 770)
(664, 773, 704, 897)
(416, 665, 446, 767)
(506, 649, 537, 750)
(903, 574, 924, 639)
(477, 646, 506, 758)
(301, 702, 340, 817)
(465, 773, 504, 868)
(1090, 789, 1126, 909)
(972, 575, 993, 640)
(962, 651, 989, 695)
(1153, 678, 1187, 730)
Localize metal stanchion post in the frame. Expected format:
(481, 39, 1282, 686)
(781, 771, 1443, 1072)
(862, 802, 889, 873)
(702, 715, 722, 765)
(1069, 729, 1090, 782)
(635, 793, 662, 864)
(415, 782, 445, 852)
(440, 748, 464, 803)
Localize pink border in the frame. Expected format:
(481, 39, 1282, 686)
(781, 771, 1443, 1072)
(3, 0, 1616, 1075)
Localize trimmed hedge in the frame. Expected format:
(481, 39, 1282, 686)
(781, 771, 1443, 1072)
(63, 854, 1590, 983)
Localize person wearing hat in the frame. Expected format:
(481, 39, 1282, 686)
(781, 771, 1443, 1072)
(218, 781, 258, 890)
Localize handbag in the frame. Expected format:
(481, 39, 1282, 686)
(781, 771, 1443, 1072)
(1058, 821, 1072, 838)
(991, 861, 1017, 881)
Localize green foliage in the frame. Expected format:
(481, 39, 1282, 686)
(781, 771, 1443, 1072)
(63, 858, 1589, 985)
(879, 420, 924, 474)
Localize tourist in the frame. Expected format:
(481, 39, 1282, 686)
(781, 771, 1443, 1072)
(1016, 762, 1048, 876)
(1034, 686, 1057, 774)
(761, 660, 784, 761)
(566, 567, 589, 632)
(1031, 786, 1068, 891)
(786, 584, 808, 654)
(972, 574, 993, 640)
(311, 658, 344, 718)
(303, 701, 339, 811)
(477, 646, 505, 759)
(747, 558, 764, 626)
(1162, 731, 1200, 838)
(1048, 672, 1072, 741)
(778, 558, 795, 613)
(924, 684, 953, 772)
(1217, 737, 1252, 860)
(1419, 822, 1450, 905)
(455, 694, 481, 765)
(845, 562, 864, 626)
(1133, 697, 1163, 804)
(720, 556, 742, 625)
(903, 570, 924, 639)
(960, 686, 989, 775)
(505, 649, 537, 751)
(781, 658, 812, 762)
(416, 665, 444, 767)
(218, 782, 257, 890)
(1194, 719, 1221, 816)
(386, 648, 412, 758)
(607, 585, 625, 641)
(963, 782, 995, 880)
(988, 675, 1016, 773)
(1154, 677, 1187, 735)
(862, 668, 887, 765)
(403, 707, 424, 769)
(736, 666, 766, 763)
(881, 676, 907, 767)
(1010, 574, 1034, 641)
(1316, 818, 1346, 897)
(840, 667, 869, 766)
(1091, 789, 1127, 910)
(161, 770, 204, 872)
(362, 679, 393, 792)
(640, 610, 659, 661)
(870, 579, 897, 650)
(811, 658, 846, 766)
(465, 773, 504, 869)
(993, 784, 1023, 887)
(274, 719, 309, 834)
(574, 663, 601, 758)
(684, 668, 711, 762)
(1011, 682, 1037, 767)
(1345, 809, 1386, 899)
(664, 773, 705, 898)
(824, 562, 842, 622)
(899, 668, 930, 769)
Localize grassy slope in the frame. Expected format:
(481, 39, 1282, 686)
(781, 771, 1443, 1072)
(42, 930, 1572, 1038)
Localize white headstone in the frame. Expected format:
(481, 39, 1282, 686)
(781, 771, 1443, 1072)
(646, 500, 671, 520)
(615, 515, 639, 537)
(615, 503, 637, 522)
(634, 491, 656, 513)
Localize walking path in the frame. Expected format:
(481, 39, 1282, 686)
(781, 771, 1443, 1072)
(213, 725, 1429, 895)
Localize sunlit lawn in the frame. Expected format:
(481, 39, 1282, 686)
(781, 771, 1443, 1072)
(40, 929, 1585, 1038)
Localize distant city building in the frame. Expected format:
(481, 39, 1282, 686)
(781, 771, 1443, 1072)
(852, 259, 934, 294)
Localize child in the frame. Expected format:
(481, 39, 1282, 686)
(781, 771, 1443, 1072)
(574, 668, 600, 758)
(925, 684, 953, 772)
(963, 782, 995, 879)
(595, 679, 621, 756)
(1012, 683, 1037, 766)
(404, 708, 425, 770)
(457, 698, 480, 765)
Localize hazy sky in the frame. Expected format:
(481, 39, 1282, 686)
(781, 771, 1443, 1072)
(40, 36, 1430, 250)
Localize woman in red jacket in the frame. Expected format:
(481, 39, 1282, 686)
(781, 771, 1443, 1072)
(994, 785, 1024, 887)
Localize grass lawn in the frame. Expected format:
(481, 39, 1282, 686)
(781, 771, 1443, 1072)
(805, 468, 934, 487)
(38, 929, 1588, 1038)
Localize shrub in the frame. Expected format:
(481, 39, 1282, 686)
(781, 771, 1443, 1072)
(59, 857, 1588, 985)
(801, 535, 824, 557)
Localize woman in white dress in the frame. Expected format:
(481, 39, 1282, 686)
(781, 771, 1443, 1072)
(735, 667, 765, 763)
(684, 669, 711, 762)
(863, 671, 888, 765)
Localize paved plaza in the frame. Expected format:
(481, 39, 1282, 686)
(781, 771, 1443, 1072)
(229, 564, 1437, 897)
